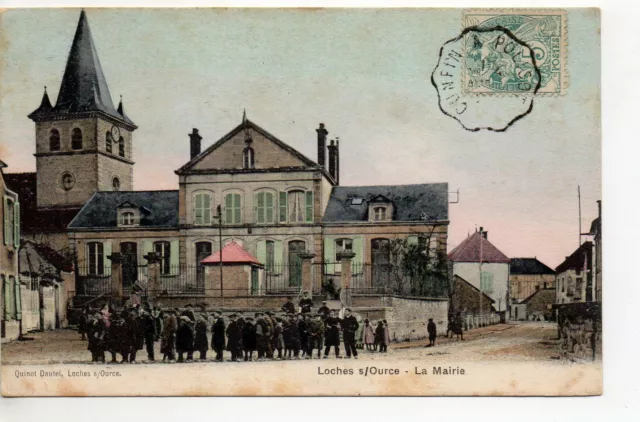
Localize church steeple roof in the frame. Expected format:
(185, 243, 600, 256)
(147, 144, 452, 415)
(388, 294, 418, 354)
(31, 87, 53, 114)
(28, 10, 136, 128)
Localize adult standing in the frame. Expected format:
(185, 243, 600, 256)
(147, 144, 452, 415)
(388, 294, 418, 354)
(427, 318, 437, 347)
(323, 310, 341, 358)
(242, 316, 256, 361)
(298, 314, 309, 357)
(341, 308, 359, 359)
(194, 310, 209, 361)
(141, 308, 157, 361)
(211, 311, 226, 361)
(317, 301, 330, 317)
(160, 310, 178, 362)
(255, 312, 267, 360)
(226, 314, 241, 362)
(176, 316, 195, 362)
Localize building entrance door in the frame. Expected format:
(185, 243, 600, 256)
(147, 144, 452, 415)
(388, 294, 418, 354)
(288, 240, 305, 287)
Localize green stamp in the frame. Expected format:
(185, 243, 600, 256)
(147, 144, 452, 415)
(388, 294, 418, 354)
(462, 9, 568, 95)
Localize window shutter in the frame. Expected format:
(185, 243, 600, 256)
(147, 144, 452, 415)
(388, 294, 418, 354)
(352, 236, 363, 273)
(194, 194, 202, 225)
(305, 191, 313, 222)
(273, 240, 283, 268)
(256, 240, 267, 266)
(103, 241, 112, 276)
(255, 192, 262, 224)
(324, 237, 335, 274)
(3, 196, 9, 246)
(234, 194, 241, 224)
(224, 194, 232, 224)
(266, 192, 274, 223)
(279, 192, 287, 223)
(3, 277, 11, 320)
(14, 278, 22, 321)
(170, 240, 180, 274)
(204, 194, 212, 224)
(13, 201, 20, 249)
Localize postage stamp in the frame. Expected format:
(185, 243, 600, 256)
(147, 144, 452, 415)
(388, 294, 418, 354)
(462, 9, 568, 95)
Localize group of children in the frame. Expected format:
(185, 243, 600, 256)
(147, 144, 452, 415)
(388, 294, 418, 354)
(78, 302, 393, 363)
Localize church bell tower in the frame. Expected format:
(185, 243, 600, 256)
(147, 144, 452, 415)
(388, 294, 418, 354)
(28, 10, 137, 208)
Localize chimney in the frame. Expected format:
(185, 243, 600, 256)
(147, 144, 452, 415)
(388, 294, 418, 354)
(189, 128, 202, 160)
(479, 226, 488, 240)
(335, 137, 340, 185)
(316, 123, 328, 167)
(327, 138, 340, 185)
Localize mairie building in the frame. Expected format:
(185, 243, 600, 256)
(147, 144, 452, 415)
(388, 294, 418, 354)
(6, 11, 451, 319)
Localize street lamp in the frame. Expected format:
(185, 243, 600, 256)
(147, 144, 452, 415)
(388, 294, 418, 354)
(212, 205, 223, 299)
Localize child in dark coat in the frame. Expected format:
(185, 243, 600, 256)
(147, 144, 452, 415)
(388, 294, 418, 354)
(176, 316, 195, 362)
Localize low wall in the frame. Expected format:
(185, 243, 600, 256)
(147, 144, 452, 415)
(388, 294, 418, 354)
(385, 296, 449, 342)
(555, 302, 601, 361)
(462, 313, 501, 330)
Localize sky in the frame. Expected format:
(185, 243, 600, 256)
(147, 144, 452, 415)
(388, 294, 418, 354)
(0, 8, 601, 268)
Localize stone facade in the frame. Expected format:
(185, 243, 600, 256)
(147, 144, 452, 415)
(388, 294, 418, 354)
(1, 165, 21, 341)
(34, 116, 134, 208)
(450, 275, 495, 315)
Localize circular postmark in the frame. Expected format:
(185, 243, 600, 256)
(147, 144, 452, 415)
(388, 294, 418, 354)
(431, 26, 541, 132)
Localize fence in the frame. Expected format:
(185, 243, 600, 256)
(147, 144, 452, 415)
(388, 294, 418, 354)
(74, 261, 447, 299)
(312, 261, 449, 298)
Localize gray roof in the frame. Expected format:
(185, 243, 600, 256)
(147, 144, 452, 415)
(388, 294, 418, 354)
(322, 183, 448, 223)
(29, 11, 135, 127)
(69, 191, 179, 229)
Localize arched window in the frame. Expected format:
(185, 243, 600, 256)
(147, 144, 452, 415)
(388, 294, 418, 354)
(243, 147, 255, 169)
(153, 241, 171, 275)
(112, 177, 120, 191)
(49, 129, 60, 151)
(71, 128, 83, 150)
(373, 207, 386, 221)
(254, 191, 275, 224)
(194, 192, 212, 225)
(106, 132, 113, 153)
(224, 193, 242, 224)
(118, 136, 125, 157)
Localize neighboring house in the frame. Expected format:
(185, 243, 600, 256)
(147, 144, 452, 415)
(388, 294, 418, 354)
(555, 241, 593, 304)
(5, 11, 137, 255)
(19, 241, 74, 331)
(589, 201, 602, 302)
(509, 257, 555, 303)
(512, 288, 555, 321)
(1, 160, 22, 341)
(450, 274, 495, 315)
(67, 191, 179, 296)
(448, 228, 510, 314)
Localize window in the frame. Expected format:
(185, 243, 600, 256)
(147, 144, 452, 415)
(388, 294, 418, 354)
(335, 238, 353, 261)
(50, 129, 60, 151)
(194, 192, 212, 225)
(350, 197, 364, 205)
(285, 190, 313, 223)
(71, 128, 83, 150)
(480, 271, 493, 293)
(243, 147, 255, 169)
(106, 132, 113, 153)
(154, 241, 171, 275)
(118, 136, 125, 157)
(112, 177, 120, 191)
(255, 191, 274, 224)
(374, 207, 386, 221)
(120, 211, 134, 226)
(87, 242, 104, 275)
(225, 193, 242, 224)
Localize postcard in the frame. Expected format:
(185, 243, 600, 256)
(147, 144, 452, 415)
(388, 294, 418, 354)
(0, 8, 601, 396)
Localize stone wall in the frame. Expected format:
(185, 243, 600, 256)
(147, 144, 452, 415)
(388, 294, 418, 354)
(556, 302, 601, 361)
(384, 296, 449, 342)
